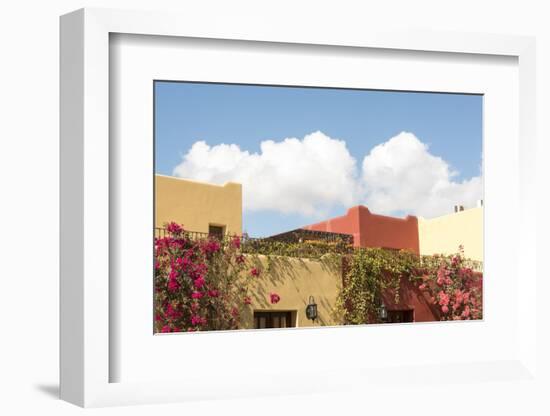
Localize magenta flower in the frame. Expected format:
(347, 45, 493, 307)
(202, 240, 220, 254)
(191, 315, 206, 326)
(231, 236, 241, 249)
(191, 291, 203, 299)
(168, 278, 180, 292)
(269, 293, 281, 304)
(165, 303, 182, 320)
(250, 268, 260, 277)
(166, 222, 183, 235)
(194, 276, 206, 289)
(207, 289, 219, 298)
(161, 325, 171, 333)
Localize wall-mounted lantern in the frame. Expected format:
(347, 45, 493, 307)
(306, 296, 318, 322)
(379, 301, 388, 323)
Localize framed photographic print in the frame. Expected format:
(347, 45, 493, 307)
(60, 8, 537, 407)
(152, 80, 484, 334)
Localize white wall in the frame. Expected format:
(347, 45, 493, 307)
(1, 1, 549, 415)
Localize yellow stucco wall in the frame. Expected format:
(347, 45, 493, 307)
(155, 174, 242, 235)
(418, 207, 483, 262)
(240, 255, 343, 328)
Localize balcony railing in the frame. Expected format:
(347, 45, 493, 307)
(154, 227, 354, 257)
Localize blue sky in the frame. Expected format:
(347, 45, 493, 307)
(155, 81, 483, 237)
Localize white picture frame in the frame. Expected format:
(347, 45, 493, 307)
(60, 7, 537, 407)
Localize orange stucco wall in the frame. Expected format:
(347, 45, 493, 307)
(381, 277, 439, 322)
(303, 205, 420, 254)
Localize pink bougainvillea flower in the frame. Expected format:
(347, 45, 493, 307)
(231, 307, 239, 317)
(155, 313, 163, 322)
(166, 222, 184, 235)
(441, 305, 449, 314)
(419, 283, 426, 290)
(207, 289, 219, 298)
(191, 315, 206, 326)
(194, 276, 206, 289)
(201, 240, 221, 255)
(161, 325, 171, 333)
(269, 293, 281, 304)
(191, 302, 199, 311)
(243, 296, 252, 305)
(167, 278, 180, 292)
(438, 291, 450, 306)
(231, 235, 241, 249)
(250, 268, 260, 277)
(461, 305, 471, 318)
(191, 291, 203, 299)
(165, 303, 182, 320)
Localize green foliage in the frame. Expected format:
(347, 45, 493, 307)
(336, 248, 420, 325)
(156, 223, 483, 330)
(241, 238, 352, 259)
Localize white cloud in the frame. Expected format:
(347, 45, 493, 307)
(172, 131, 358, 216)
(172, 130, 482, 219)
(361, 132, 483, 218)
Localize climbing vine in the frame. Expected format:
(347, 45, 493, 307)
(155, 222, 483, 331)
(336, 248, 420, 325)
(337, 246, 483, 325)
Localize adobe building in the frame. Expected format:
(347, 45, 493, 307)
(155, 174, 483, 329)
(417, 207, 483, 262)
(303, 205, 420, 253)
(302, 204, 483, 262)
(155, 174, 242, 237)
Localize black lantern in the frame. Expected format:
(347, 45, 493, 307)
(379, 301, 388, 322)
(306, 296, 318, 322)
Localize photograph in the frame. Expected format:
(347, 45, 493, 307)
(153, 81, 484, 333)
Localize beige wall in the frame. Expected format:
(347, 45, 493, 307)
(418, 207, 483, 262)
(155, 174, 242, 235)
(241, 255, 342, 328)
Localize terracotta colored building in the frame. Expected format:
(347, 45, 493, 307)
(303, 205, 420, 253)
(302, 204, 484, 262)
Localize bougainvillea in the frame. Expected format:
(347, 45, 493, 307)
(155, 222, 257, 333)
(269, 293, 281, 304)
(156, 222, 482, 331)
(336, 246, 483, 325)
(415, 246, 483, 320)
